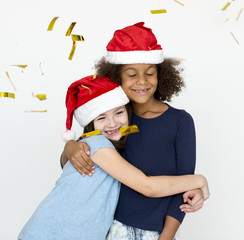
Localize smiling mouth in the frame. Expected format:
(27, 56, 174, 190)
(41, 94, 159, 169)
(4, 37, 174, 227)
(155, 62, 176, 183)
(105, 128, 120, 136)
(133, 88, 150, 94)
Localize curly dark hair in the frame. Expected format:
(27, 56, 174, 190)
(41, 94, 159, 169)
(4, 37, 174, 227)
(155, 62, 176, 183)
(95, 57, 185, 102)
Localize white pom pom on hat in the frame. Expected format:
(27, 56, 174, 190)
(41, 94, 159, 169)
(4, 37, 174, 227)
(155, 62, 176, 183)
(62, 75, 129, 142)
(61, 130, 76, 143)
(105, 22, 164, 64)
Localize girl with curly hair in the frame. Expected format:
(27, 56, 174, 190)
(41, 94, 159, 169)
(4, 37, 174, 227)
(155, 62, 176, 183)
(61, 22, 209, 240)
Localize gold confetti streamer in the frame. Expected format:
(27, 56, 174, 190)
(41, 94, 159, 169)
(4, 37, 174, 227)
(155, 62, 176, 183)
(25, 110, 47, 113)
(93, 72, 97, 79)
(32, 92, 35, 98)
(230, 32, 239, 44)
(36, 94, 47, 101)
(236, 8, 243, 21)
(0, 92, 15, 99)
(68, 41, 76, 60)
(150, 9, 167, 14)
(5, 72, 17, 92)
(47, 17, 59, 31)
(11, 65, 28, 68)
(222, 2, 231, 11)
(120, 125, 139, 136)
(71, 34, 85, 41)
(82, 129, 101, 138)
(81, 84, 92, 95)
(66, 22, 76, 36)
(39, 62, 44, 75)
(174, 0, 184, 7)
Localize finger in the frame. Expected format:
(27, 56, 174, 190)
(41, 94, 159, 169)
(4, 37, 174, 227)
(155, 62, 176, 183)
(70, 157, 94, 176)
(71, 162, 86, 176)
(80, 163, 95, 176)
(183, 191, 194, 202)
(76, 159, 95, 176)
(69, 149, 94, 171)
(180, 202, 203, 213)
(188, 197, 203, 207)
(181, 204, 202, 213)
(82, 142, 91, 155)
(79, 150, 95, 169)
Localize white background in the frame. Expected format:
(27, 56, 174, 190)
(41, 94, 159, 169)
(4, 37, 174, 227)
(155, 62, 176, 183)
(0, 0, 244, 239)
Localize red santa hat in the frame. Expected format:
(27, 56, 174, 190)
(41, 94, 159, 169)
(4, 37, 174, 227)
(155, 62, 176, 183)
(105, 22, 164, 64)
(62, 75, 129, 142)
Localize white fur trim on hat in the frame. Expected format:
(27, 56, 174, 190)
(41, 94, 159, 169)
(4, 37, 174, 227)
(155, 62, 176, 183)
(105, 49, 164, 64)
(74, 86, 129, 127)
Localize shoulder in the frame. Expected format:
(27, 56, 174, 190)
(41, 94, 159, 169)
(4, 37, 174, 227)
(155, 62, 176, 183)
(79, 135, 115, 156)
(167, 104, 194, 126)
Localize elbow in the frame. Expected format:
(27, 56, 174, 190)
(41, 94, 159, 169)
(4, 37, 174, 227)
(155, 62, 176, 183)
(140, 178, 160, 198)
(143, 187, 162, 198)
(142, 187, 155, 198)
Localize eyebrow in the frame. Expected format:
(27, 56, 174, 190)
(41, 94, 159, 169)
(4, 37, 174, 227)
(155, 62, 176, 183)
(96, 107, 125, 118)
(124, 65, 156, 72)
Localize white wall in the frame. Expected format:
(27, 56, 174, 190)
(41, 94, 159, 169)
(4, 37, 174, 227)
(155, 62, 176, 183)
(0, 0, 243, 239)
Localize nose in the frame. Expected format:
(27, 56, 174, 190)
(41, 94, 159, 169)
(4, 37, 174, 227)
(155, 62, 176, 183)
(107, 116, 117, 128)
(136, 74, 147, 85)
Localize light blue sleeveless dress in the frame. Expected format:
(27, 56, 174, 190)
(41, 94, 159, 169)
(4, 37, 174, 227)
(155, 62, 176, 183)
(18, 135, 120, 240)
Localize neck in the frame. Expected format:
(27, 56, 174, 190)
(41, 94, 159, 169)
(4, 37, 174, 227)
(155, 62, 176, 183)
(131, 98, 167, 118)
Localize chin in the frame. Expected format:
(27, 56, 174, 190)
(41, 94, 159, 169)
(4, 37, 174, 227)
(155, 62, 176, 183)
(107, 135, 121, 142)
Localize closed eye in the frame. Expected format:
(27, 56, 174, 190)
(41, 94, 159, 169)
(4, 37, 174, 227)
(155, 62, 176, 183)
(96, 117, 105, 121)
(116, 110, 124, 116)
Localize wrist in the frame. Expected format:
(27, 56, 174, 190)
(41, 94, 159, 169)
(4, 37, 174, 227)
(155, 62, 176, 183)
(195, 174, 206, 189)
(158, 233, 174, 240)
(64, 139, 76, 152)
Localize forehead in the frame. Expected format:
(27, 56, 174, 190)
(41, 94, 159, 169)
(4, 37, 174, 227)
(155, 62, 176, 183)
(122, 64, 156, 71)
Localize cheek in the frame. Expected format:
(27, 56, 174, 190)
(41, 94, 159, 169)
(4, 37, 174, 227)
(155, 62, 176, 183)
(122, 115, 129, 126)
(121, 76, 130, 92)
(152, 74, 158, 87)
(93, 122, 99, 130)
(94, 121, 103, 131)
(125, 119, 129, 126)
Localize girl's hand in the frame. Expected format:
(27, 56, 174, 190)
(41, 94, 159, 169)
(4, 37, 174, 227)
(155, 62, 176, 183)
(179, 189, 204, 213)
(64, 140, 94, 176)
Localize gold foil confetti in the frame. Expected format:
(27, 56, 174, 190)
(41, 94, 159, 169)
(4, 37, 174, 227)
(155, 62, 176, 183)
(32, 92, 35, 98)
(36, 94, 47, 101)
(225, 18, 230, 23)
(236, 8, 243, 21)
(82, 129, 101, 138)
(68, 41, 76, 60)
(230, 32, 239, 44)
(120, 125, 139, 136)
(25, 110, 47, 113)
(5, 72, 17, 92)
(174, 0, 184, 7)
(150, 9, 167, 14)
(11, 65, 28, 68)
(222, 2, 231, 11)
(47, 17, 59, 31)
(81, 84, 92, 95)
(93, 72, 97, 79)
(71, 34, 85, 41)
(39, 62, 44, 75)
(0, 92, 15, 99)
(66, 22, 76, 36)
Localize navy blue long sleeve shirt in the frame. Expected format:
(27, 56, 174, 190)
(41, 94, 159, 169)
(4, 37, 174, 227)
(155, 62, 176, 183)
(114, 104, 196, 231)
